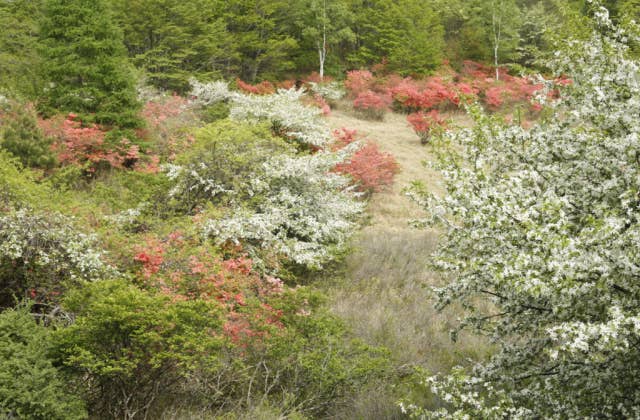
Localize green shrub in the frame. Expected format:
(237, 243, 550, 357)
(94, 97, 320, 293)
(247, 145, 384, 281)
(0, 305, 86, 420)
(168, 119, 291, 213)
(54, 280, 225, 419)
(0, 101, 55, 169)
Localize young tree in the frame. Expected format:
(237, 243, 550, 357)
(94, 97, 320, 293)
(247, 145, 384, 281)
(0, 305, 86, 420)
(295, 0, 355, 79)
(405, 8, 640, 417)
(39, 0, 141, 128)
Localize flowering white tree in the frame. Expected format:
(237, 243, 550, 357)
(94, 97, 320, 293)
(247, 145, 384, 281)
(405, 8, 640, 418)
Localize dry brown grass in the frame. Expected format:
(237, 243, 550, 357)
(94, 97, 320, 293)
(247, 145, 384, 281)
(325, 109, 489, 374)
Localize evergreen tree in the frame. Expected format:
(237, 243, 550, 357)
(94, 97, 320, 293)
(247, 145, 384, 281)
(224, 0, 299, 81)
(39, 0, 141, 128)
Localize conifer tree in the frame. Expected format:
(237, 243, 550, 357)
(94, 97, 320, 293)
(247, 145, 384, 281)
(39, 0, 141, 128)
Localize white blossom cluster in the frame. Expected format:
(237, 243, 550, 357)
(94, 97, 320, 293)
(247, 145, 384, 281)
(405, 8, 640, 418)
(308, 81, 346, 102)
(189, 78, 231, 105)
(203, 147, 364, 269)
(0, 209, 117, 284)
(190, 80, 332, 148)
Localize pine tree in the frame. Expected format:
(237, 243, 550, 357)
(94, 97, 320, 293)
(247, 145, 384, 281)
(39, 0, 141, 128)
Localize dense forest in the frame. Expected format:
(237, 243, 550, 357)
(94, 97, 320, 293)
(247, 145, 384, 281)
(2, 0, 640, 419)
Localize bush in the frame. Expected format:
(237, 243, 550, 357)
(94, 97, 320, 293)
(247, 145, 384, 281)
(334, 142, 399, 193)
(39, 113, 141, 175)
(166, 119, 290, 213)
(0, 101, 56, 169)
(202, 148, 364, 271)
(0, 150, 52, 211)
(0, 305, 86, 419)
(0, 209, 116, 310)
(407, 110, 447, 144)
(54, 279, 225, 419)
(352, 90, 391, 121)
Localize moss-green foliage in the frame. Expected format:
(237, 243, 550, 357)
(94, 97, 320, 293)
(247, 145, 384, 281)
(0, 305, 86, 420)
(0, 101, 55, 169)
(39, 0, 141, 128)
(249, 288, 393, 416)
(0, 150, 53, 211)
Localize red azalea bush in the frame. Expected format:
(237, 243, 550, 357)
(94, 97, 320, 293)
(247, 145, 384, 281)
(39, 113, 140, 174)
(236, 78, 276, 95)
(344, 61, 552, 115)
(334, 141, 399, 193)
(331, 127, 358, 151)
(345, 70, 375, 99)
(132, 232, 292, 346)
(407, 110, 447, 144)
(353, 90, 391, 120)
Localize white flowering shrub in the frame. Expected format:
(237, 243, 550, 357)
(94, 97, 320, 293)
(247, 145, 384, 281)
(204, 147, 364, 269)
(164, 120, 291, 212)
(405, 9, 640, 418)
(0, 209, 116, 308)
(308, 81, 346, 102)
(164, 117, 362, 270)
(189, 78, 231, 106)
(190, 80, 331, 148)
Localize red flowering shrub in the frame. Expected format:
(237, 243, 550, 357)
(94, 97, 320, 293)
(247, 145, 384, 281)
(132, 232, 289, 346)
(236, 78, 276, 95)
(353, 90, 391, 120)
(334, 141, 399, 193)
(140, 94, 196, 164)
(331, 127, 358, 150)
(345, 70, 375, 98)
(302, 94, 331, 116)
(407, 110, 447, 144)
(349, 61, 548, 116)
(39, 113, 140, 174)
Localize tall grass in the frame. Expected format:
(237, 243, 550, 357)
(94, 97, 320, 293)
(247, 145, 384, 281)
(323, 110, 491, 418)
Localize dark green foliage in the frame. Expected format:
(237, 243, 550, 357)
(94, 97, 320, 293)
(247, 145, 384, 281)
(225, 0, 299, 81)
(39, 0, 141, 128)
(0, 0, 43, 98)
(349, 0, 444, 75)
(0, 305, 86, 420)
(0, 101, 55, 169)
(112, 0, 234, 92)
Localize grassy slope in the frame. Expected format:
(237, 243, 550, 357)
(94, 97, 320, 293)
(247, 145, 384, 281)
(324, 109, 489, 417)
